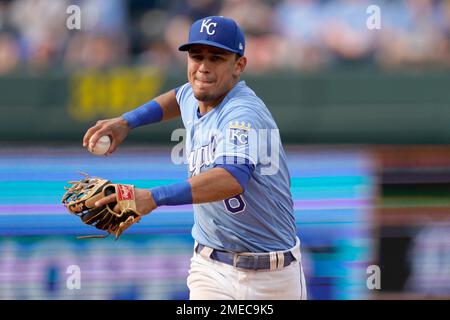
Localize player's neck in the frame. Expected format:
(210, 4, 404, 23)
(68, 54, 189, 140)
(198, 96, 225, 115)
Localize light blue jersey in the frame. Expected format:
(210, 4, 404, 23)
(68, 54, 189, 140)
(176, 80, 296, 252)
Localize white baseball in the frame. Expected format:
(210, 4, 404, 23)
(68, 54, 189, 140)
(89, 135, 111, 155)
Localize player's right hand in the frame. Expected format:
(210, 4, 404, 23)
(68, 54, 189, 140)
(83, 117, 130, 156)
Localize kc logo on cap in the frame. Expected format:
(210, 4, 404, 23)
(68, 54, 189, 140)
(178, 16, 246, 57)
(200, 18, 218, 35)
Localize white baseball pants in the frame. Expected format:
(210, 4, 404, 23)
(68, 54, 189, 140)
(187, 237, 307, 300)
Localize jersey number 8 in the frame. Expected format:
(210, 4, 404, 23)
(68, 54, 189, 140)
(223, 194, 246, 214)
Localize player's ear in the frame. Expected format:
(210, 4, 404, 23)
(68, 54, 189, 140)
(234, 55, 247, 76)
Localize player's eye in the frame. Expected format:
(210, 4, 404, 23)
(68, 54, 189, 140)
(190, 54, 203, 61)
(211, 55, 224, 62)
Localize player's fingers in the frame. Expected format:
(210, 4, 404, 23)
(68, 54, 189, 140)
(83, 125, 102, 148)
(82, 126, 95, 147)
(106, 137, 118, 155)
(83, 119, 111, 148)
(89, 130, 111, 151)
(94, 194, 116, 207)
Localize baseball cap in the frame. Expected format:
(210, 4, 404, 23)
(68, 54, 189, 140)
(178, 16, 245, 56)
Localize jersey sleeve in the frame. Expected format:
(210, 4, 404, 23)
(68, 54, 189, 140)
(175, 82, 195, 128)
(175, 82, 191, 109)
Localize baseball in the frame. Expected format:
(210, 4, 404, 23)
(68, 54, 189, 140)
(89, 135, 111, 155)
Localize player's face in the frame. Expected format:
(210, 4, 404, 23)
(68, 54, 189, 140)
(187, 45, 246, 106)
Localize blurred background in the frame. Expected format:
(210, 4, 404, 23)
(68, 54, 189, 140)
(0, 0, 449, 300)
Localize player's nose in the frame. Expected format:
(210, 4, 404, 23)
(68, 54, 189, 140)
(197, 61, 210, 73)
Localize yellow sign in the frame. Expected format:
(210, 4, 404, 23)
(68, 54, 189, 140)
(68, 67, 163, 122)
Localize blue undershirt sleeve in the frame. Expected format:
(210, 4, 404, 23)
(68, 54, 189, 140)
(214, 156, 255, 191)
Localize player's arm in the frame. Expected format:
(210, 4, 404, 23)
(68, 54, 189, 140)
(154, 162, 252, 211)
(83, 89, 180, 155)
(122, 89, 181, 126)
(94, 162, 254, 215)
(189, 167, 243, 203)
(158, 89, 181, 121)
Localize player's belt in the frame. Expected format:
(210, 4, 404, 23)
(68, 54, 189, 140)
(195, 243, 296, 271)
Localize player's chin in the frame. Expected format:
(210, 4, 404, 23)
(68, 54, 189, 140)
(193, 88, 215, 102)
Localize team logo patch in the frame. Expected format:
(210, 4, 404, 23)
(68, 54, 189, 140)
(229, 121, 251, 146)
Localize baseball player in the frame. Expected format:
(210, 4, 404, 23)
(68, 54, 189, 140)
(83, 16, 307, 300)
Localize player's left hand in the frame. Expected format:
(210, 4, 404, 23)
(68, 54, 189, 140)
(94, 188, 158, 216)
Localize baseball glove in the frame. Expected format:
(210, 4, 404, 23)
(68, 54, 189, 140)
(61, 172, 142, 239)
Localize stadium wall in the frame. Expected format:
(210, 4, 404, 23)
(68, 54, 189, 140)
(1, 68, 449, 144)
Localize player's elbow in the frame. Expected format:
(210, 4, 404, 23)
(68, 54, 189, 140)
(214, 167, 245, 197)
(228, 181, 244, 197)
(223, 171, 246, 198)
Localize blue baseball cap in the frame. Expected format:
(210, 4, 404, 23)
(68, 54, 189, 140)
(178, 16, 245, 56)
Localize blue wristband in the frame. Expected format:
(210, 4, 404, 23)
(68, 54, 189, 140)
(151, 181, 193, 206)
(122, 100, 163, 129)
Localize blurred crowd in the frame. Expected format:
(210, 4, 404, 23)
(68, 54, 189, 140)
(0, 0, 449, 75)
